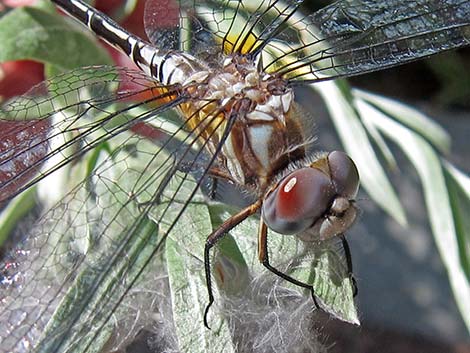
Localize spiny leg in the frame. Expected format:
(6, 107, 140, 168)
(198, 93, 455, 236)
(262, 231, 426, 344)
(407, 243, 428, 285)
(206, 166, 236, 200)
(257, 219, 320, 309)
(203, 200, 262, 329)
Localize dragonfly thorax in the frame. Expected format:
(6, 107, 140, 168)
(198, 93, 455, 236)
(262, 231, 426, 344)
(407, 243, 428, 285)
(182, 54, 306, 191)
(186, 55, 291, 106)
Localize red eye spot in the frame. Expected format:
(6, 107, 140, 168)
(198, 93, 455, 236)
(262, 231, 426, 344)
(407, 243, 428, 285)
(276, 175, 302, 219)
(263, 168, 335, 235)
(277, 168, 333, 221)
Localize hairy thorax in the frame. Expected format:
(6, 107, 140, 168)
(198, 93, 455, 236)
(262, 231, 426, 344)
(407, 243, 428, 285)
(181, 54, 307, 193)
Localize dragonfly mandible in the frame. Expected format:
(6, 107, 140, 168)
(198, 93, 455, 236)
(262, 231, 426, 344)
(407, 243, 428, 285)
(0, 0, 468, 351)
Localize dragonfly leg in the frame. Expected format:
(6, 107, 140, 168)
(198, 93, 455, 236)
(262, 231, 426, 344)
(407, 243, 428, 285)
(205, 167, 236, 200)
(171, 163, 234, 200)
(206, 166, 236, 183)
(203, 200, 262, 329)
(257, 219, 320, 309)
(339, 234, 358, 297)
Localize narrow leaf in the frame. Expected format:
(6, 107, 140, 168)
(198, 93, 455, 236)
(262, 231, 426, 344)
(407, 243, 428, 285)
(357, 98, 470, 333)
(444, 163, 470, 280)
(354, 89, 450, 153)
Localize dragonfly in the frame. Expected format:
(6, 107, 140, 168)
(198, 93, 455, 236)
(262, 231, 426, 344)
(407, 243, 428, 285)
(0, 0, 468, 352)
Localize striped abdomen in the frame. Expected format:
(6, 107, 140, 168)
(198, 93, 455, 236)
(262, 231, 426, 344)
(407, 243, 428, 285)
(51, 0, 205, 86)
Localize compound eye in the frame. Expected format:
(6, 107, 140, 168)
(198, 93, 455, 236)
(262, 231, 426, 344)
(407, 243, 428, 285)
(328, 151, 359, 198)
(262, 168, 334, 235)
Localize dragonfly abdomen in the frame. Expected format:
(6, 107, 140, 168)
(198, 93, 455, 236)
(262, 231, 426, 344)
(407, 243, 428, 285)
(51, 0, 205, 87)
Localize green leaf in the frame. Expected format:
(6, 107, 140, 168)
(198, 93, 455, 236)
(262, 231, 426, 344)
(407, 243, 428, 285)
(444, 163, 470, 279)
(360, 109, 398, 170)
(441, 163, 470, 331)
(37, 216, 161, 353)
(166, 204, 237, 352)
(0, 186, 36, 247)
(0, 3, 112, 70)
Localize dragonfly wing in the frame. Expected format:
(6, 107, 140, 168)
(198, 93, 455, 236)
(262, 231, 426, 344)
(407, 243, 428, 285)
(263, 0, 470, 83)
(143, 0, 469, 81)
(0, 65, 237, 351)
(0, 65, 185, 204)
(144, 0, 184, 52)
(143, 0, 305, 62)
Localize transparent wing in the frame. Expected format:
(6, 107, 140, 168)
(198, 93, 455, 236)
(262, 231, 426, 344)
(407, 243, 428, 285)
(143, 0, 469, 80)
(144, 0, 304, 63)
(0, 66, 184, 203)
(0, 66, 235, 352)
(265, 0, 470, 83)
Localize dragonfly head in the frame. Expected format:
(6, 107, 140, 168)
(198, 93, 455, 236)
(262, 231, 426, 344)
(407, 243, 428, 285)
(261, 151, 359, 240)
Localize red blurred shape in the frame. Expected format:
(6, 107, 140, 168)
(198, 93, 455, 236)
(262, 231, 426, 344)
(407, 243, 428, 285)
(0, 61, 44, 100)
(131, 121, 164, 141)
(121, 0, 146, 39)
(144, 0, 180, 29)
(0, 119, 50, 203)
(94, 0, 124, 14)
(3, 0, 37, 7)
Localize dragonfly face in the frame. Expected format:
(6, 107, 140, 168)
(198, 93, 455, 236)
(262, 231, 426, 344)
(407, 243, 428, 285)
(0, 0, 469, 351)
(262, 151, 360, 240)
